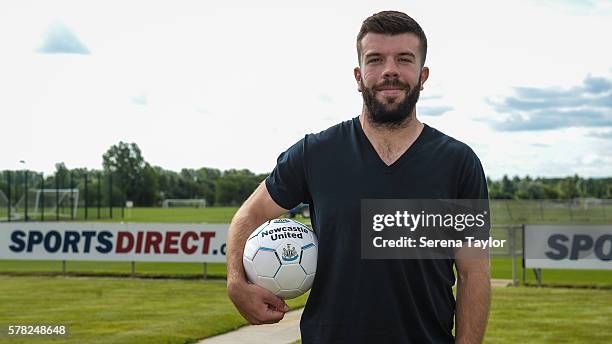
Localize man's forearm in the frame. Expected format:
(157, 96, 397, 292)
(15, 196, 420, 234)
(226, 208, 266, 286)
(455, 270, 490, 344)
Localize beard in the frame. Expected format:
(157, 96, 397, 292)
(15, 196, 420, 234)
(361, 76, 421, 129)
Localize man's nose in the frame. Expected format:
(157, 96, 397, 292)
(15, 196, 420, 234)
(382, 60, 399, 78)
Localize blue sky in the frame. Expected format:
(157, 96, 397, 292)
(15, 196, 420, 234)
(0, 0, 610, 178)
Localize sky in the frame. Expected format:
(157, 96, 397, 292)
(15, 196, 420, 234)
(0, 0, 611, 179)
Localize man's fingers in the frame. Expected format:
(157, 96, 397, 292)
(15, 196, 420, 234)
(262, 291, 289, 312)
(261, 306, 285, 324)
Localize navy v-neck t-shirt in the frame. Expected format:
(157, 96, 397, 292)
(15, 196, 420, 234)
(265, 117, 488, 343)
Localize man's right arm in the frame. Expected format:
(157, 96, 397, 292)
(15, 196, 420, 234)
(226, 181, 290, 325)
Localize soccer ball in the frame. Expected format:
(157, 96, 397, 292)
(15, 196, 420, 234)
(243, 218, 318, 299)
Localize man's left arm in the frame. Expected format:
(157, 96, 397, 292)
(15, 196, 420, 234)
(454, 253, 491, 344)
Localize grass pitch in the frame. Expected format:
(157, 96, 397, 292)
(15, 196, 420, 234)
(0, 276, 309, 344)
(1, 257, 611, 287)
(0, 276, 610, 344)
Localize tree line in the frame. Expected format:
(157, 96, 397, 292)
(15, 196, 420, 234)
(1, 142, 610, 206)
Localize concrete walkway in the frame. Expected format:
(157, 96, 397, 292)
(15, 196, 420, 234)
(199, 279, 513, 344)
(198, 308, 303, 344)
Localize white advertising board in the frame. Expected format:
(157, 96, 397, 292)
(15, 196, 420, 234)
(0, 222, 229, 263)
(524, 225, 612, 270)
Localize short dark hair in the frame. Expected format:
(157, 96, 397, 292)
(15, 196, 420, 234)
(356, 11, 427, 67)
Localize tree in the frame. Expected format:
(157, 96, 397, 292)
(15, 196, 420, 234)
(558, 175, 580, 199)
(102, 142, 152, 206)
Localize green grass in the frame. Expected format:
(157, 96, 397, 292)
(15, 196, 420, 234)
(0, 276, 309, 344)
(1, 276, 611, 344)
(0, 260, 229, 279)
(486, 287, 612, 343)
(289, 286, 612, 344)
(490, 256, 612, 287)
(1, 257, 611, 288)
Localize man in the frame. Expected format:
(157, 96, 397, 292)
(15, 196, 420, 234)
(227, 11, 490, 343)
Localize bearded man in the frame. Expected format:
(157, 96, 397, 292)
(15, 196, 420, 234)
(227, 10, 491, 343)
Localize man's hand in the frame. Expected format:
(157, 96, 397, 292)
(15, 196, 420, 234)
(228, 280, 290, 325)
(225, 182, 290, 325)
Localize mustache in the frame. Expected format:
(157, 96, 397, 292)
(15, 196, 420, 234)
(373, 79, 410, 91)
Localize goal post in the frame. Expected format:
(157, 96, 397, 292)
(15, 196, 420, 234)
(14, 188, 80, 219)
(162, 199, 207, 208)
(0, 190, 19, 220)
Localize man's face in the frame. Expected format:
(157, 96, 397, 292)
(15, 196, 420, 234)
(355, 33, 429, 127)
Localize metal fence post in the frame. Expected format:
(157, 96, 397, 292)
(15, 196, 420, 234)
(521, 224, 526, 286)
(6, 171, 11, 222)
(56, 172, 60, 221)
(84, 173, 88, 220)
(40, 173, 45, 222)
(109, 173, 113, 219)
(510, 227, 517, 286)
(97, 172, 101, 219)
(70, 172, 74, 221)
(24, 169, 28, 221)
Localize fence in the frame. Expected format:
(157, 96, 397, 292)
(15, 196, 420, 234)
(489, 225, 523, 286)
(490, 199, 611, 224)
(488, 198, 612, 286)
(0, 170, 124, 222)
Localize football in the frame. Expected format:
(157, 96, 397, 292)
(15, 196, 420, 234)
(243, 218, 318, 299)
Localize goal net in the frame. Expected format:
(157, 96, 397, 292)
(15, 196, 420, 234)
(14, 189, 79, 219)
(0, 190, 19, 220)
(162, 199, 207, 208)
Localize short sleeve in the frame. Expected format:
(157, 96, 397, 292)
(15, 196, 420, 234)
(456, 148, 490, 242)
(265, 137, 310, 210)
(458, 149, 489, 200)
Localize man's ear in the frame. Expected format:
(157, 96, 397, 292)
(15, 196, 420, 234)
(420, 66, 430, 91)
(354, 67, 362, 92)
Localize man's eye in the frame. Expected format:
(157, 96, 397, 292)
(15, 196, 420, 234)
(399, 58, 413, 63)
(367, 58, 381, 63)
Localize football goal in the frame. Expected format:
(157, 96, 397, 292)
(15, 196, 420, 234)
(162, 199, 207, 208)
(0, 190, 19, 220)
(14, 188, 79, 219)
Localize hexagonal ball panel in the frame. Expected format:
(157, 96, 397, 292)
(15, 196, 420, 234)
(243, 256, 257, 283)
(252, 248, 281, 278)
(243, 235, 260, 261)
(275, 264, 306, 290)
(278, 289, 305, 300)
(299, 273, 316, 293)
(256, 276, 281, 295)
(300, 245, 317, 275)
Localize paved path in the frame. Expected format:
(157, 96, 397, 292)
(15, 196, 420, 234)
(199, 279, 513, 344)
(198, 308, 303, 344)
